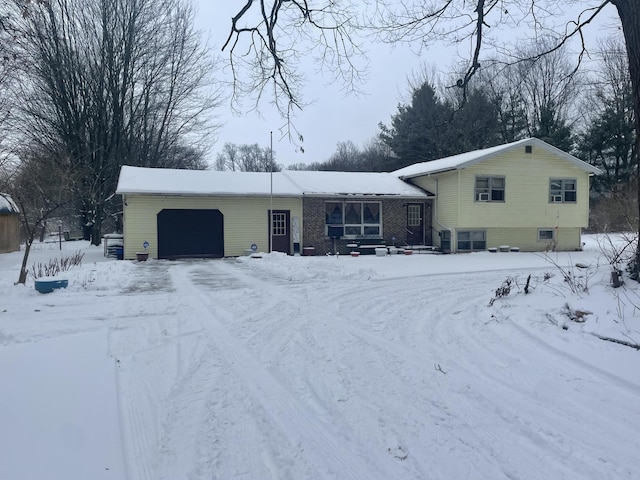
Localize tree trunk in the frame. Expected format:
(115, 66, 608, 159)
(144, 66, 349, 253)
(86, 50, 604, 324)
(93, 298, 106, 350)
(611, 0, 640, 273)
(18, 237, 34, 285)
(92, 212, 102, 246)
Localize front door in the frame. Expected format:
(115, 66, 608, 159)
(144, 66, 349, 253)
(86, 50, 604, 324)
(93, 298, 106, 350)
(406, 203, 424, 245)
(269, 210, 291, 254)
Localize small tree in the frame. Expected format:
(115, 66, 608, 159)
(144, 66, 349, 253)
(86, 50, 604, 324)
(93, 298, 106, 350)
(8, 146, 75, 284)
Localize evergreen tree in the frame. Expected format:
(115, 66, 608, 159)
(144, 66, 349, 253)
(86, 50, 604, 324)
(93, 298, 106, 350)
(577, 38, 636, 193)
(379, 82, 500, 169)
(532, 102, 574, 152)
(379, 82, 451, 168)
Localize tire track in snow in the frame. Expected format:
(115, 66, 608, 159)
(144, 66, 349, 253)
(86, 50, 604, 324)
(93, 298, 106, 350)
(170, 262, 401, 480)
(311, 270, 639, 479)
(207, 262, 513, 478)
(300, 279, 548, 479)
(212, 261, 558, 478)
(126, 257, 640, 480)
(116, 356, 158, 480)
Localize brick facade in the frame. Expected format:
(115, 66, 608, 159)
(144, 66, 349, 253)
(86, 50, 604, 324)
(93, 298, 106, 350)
(301, 197, 433, 255)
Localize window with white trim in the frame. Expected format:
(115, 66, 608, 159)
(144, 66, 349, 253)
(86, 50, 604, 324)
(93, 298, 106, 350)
(324, 201, 381, 237)
(475, 176, 505, 202)
(538, 229, 554, 241)
(272, 212, 286, 236)
(408, 205, 421, 227)
(549, 179, 576, 203)
(457, 230, 486, 251)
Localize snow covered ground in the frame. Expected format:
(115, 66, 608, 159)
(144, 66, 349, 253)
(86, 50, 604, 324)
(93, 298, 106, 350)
(1, 236, 639, 480)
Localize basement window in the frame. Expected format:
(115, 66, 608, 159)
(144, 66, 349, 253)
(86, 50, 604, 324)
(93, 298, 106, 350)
(458, 230, 486, 251)
(538, 229, 554, 241)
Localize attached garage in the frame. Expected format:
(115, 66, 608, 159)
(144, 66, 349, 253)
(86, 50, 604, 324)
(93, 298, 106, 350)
(157, 209, 224, 259)
(116, 166, 303, 259)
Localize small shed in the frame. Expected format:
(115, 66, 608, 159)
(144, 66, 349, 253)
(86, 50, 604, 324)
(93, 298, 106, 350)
(0, 193, 20, 253)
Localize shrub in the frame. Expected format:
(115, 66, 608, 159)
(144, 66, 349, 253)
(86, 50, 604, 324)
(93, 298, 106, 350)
(29, 251, 85, 280)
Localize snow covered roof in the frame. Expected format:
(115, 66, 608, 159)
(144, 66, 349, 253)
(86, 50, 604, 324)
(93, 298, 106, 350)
(282, 170, 429, 197)
(0, 193, 19, 214)
(393, 138, 602, 179)
(116, 166, 430, 198)
(116, 166, 302, 197)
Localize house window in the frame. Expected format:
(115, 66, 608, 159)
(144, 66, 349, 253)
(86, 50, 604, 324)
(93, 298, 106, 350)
(325, 202, 343, 224)
(538, 229, 554, 241)
(475, 176, 505, 202)
(549, 179, 576, 203)
(457, 230, 486, 251)
(325, 201, 381, 237)
(408, 205, 421, 227)
(272, 212, 286, 236)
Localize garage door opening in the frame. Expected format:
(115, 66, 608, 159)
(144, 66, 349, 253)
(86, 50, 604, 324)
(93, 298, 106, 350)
(157, 209, 224, 259)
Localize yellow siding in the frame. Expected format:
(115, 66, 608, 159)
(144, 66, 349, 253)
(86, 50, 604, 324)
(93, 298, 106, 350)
(122, 195, 302, 259)
(412, 147, 592, 251)
(456, 149, 590, 228)
(409, 171, 459, 248)
(485, 227, 582, 252)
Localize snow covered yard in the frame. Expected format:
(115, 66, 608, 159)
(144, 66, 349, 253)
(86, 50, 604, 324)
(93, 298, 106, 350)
(1, 237, 639, 480)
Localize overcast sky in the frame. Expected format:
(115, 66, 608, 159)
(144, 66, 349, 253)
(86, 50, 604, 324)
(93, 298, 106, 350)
(194, 2, 620, 168)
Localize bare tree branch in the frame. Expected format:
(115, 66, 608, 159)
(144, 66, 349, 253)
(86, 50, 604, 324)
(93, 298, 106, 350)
(223, 0, 367, 143)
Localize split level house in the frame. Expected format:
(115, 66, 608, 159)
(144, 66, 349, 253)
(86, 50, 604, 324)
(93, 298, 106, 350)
(115, 138, 601, 260)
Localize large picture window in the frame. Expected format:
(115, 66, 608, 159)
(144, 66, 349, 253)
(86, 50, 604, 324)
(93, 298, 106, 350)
(475, 176, 505, 202)
(549, 179, 576, 203)
(457, 230, 486, 251)
(324, 201, 381, 237)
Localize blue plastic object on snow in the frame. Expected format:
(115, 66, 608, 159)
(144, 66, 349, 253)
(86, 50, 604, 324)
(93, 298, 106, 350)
(35, 279, 69, 294)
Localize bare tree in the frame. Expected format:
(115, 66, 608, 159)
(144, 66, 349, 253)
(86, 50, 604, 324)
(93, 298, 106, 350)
(325, 141, 362, 170)
(215, 143, 242, 171)
(8, 0, 220, 244)
(8, 145, 76, 284)
(515, 39, 581, 149)
(579, 37, 635, 193)
(0, 5, 18, 186)
(476, 38, 582, 150)
(215, 142, 280, 172)
(225, 2, 618, 106)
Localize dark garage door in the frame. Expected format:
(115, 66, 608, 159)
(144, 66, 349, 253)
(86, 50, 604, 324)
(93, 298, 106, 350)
(157, 209, 224, 259)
